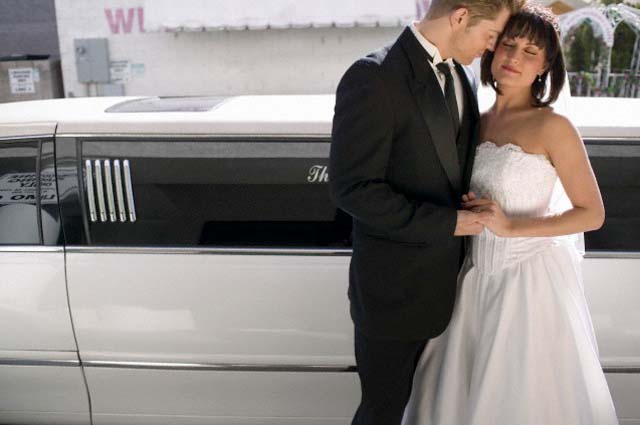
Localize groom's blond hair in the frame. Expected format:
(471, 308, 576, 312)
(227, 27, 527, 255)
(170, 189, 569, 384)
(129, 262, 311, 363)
(427, 0, 523, 25)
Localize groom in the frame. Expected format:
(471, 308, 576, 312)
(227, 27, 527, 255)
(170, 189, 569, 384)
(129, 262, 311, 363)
(330, 1, 519, 423)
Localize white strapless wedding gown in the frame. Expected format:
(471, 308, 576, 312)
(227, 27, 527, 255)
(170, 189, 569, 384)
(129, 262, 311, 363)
(402, 141, 619, 425)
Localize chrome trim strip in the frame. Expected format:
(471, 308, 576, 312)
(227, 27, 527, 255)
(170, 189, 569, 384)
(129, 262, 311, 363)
(0, 359, 80, 367)
(604, 367, 640, 374)
(76, 361, 640, 374)
(0, 356, 634, 374)
(94, 160, 107, 222)
(0, 134, 53, 141)
(65, 246, 353, 256)
(0, 349, 80, 367)
(85, 160, 97, 222)
(56, 133, 331, 140)
(584, 137, 640, 144)
(53, 246, 640, 258)
(103, 160, 117, 222)
(123, 159, 137, 222)
(584, 251, 640, 259)
(0, 246, 64, 253)
(55, 134, 640, 142)
(84, 361, 356, 373)
(113, 159, 127, 222)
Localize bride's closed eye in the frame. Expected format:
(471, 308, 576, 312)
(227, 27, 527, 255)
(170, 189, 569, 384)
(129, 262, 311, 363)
(500, 40, 539, 56)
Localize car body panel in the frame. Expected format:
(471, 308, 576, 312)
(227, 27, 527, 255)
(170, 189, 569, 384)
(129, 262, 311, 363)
(0, 95, 638, 424)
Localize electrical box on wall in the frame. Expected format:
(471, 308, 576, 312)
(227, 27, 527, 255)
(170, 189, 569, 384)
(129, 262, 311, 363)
(74, 38, 110, 83)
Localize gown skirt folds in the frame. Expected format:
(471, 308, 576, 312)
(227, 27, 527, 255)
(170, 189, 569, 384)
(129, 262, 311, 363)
(402, 142, 619, 425)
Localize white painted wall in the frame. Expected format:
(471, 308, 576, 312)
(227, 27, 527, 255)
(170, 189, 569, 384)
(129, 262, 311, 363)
(55, 0, 407, 97)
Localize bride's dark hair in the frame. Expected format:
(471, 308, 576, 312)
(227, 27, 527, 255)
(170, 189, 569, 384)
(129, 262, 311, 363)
(480, 3, 566, 107)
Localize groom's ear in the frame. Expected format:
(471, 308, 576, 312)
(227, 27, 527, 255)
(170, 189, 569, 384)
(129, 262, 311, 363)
(450, 7, 469, 28)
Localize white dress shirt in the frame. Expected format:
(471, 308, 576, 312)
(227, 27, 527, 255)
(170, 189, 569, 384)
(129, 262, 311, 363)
(409, 22, 465, 122)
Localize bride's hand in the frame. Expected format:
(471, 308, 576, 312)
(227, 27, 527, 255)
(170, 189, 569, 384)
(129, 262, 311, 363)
(462, 197, 513, 237)
(461, 192, 477, 205)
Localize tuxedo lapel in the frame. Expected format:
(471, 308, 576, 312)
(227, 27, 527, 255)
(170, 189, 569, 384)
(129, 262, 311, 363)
(400, 28, 461, 193)
(409, 78, 462, 193)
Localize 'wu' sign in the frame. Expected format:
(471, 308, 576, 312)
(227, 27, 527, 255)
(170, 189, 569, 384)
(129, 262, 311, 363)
(307, 165, 329, 183)
(105, 8, 146, 34)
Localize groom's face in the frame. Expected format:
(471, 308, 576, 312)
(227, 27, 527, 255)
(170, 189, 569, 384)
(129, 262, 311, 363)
(450, 8, 511, 65)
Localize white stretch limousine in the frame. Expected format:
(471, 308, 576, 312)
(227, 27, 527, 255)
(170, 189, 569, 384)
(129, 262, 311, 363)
(0, 95, 638, 425)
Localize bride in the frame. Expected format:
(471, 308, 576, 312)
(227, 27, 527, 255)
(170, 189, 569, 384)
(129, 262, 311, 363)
(402, 4, 619, 425)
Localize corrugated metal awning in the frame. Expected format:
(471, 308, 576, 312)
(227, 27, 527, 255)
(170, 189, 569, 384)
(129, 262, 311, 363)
(144, 0, 422, 32)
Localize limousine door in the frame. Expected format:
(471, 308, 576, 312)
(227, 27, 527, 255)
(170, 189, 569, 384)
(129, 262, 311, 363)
(0, 126, 90, 425)
(59, 136, 358, 425)
(582, 138, 640, 425)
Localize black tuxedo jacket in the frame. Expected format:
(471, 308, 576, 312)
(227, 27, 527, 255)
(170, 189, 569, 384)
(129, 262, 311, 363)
(330, 27, 480, 340)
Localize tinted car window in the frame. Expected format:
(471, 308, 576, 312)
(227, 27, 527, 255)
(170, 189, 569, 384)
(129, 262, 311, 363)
(81, 139, 352, 248)
(0, 140, 40, 245)
(585, 140, 640, 251)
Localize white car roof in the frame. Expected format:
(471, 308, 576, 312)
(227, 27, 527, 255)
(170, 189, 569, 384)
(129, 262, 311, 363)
(559, 97, 640, 138)
(0, 95, 335, 137)
(0, 94, 637, 139)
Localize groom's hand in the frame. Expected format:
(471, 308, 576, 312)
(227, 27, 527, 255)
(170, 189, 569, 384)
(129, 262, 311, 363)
(454, 210, 484, 236)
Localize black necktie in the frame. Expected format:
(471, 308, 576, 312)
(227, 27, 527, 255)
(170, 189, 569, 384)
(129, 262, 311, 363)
(433, 60, 460, 137)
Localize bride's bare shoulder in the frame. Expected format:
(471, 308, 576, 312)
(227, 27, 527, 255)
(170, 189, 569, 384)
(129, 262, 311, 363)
(538, 109, 579, 138)
(536, 108, 584, 154)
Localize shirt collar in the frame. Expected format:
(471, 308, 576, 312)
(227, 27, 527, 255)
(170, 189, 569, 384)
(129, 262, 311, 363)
(409, 22, 453, 67)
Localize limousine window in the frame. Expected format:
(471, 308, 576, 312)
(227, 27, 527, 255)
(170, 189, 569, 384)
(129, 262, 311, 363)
(0, 139, 41, 245)
(585, 139, 640, 251)
(81, 139, 352, 248)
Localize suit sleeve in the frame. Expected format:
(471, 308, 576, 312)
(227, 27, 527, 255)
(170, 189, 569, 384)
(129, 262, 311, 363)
(329, 60, 458, 244)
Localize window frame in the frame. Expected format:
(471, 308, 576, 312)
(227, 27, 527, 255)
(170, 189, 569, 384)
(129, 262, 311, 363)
(0, 135, 47, 246)
(584, 137, 640, 255)
(74, 134, 351, 251)
(62, 134, 640, 257)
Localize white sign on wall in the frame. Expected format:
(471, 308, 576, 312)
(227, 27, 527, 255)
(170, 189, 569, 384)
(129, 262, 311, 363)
(8, 68, 36, 94)
(110, 60, 132, 83)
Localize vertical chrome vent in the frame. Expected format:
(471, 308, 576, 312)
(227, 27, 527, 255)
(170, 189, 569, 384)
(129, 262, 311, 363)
(94, 160, 107, 222)
(85, 159, 137, 223)
(123, 160, 137, 223)
(84, 160, 97, 222)
(103, 160, 117, 222)
(113, 160, 127, 222)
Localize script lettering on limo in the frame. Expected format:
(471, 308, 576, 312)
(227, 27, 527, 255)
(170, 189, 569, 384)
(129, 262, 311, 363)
(307, 165, 329, 183)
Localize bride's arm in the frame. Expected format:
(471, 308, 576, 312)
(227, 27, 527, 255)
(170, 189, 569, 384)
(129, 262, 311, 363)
(464, 114, 605, 238)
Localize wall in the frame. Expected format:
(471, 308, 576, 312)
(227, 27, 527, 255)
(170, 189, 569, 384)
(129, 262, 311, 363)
(55, 0, 406, 97)
(0, 0, 60, 59)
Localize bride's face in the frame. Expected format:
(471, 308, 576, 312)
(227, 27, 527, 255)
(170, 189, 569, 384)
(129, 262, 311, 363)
(490, 36, 547, 89)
